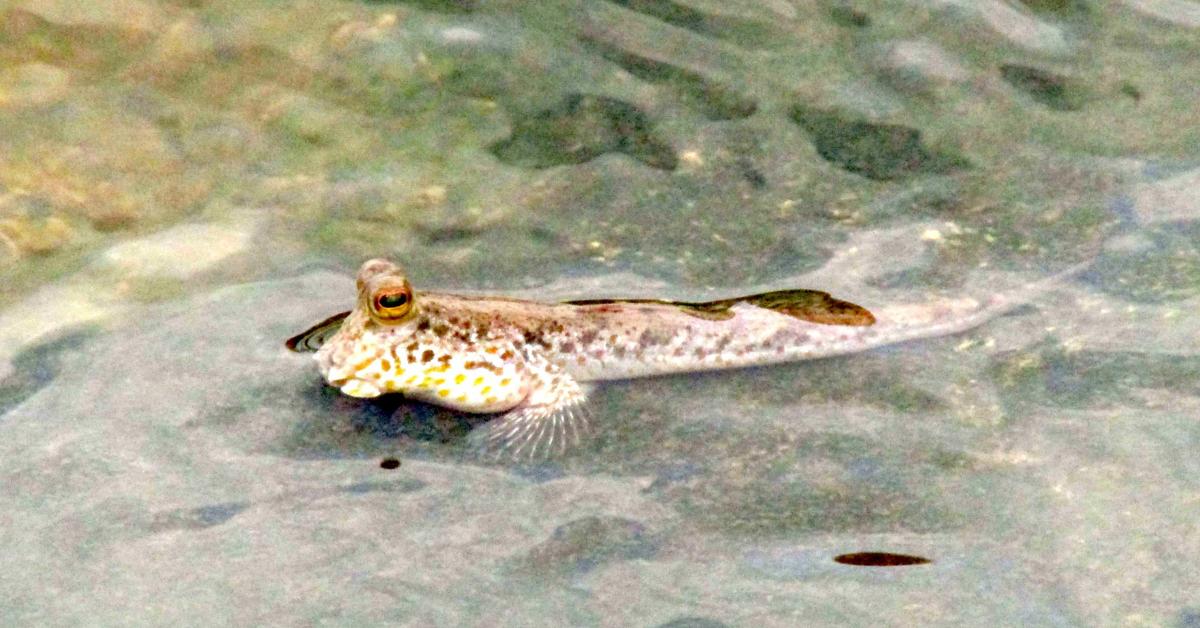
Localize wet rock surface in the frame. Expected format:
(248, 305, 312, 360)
(2, 256, 1198, 624)
(2, 0, 1200, 624)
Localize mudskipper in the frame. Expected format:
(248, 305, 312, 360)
(289, 258, 1078, 456)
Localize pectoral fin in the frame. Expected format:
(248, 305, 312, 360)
(469, 354, 592, 459)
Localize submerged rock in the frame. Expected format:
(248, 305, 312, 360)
(0, 62, 71, 109)
(97, 221, 257, 280)
(1133, 167, 1200, 225)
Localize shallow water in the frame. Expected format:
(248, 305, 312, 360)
(2, 1, 1199, 625)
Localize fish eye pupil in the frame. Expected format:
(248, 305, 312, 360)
(378, 293, 409, 309)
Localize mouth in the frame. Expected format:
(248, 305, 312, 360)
(334, 377, 383, 399)
(321, 362, 384, 399)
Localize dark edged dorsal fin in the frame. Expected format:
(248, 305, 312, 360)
(285, 311, 350, 352)
(734, 289, 875, 326)
(565, 289, 875, 326)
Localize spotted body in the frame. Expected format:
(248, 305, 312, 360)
(288, 258, 1080, 456)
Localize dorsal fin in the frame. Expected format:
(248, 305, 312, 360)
(734, 289, 875, 326)
(285, 311, 350, 352)
(565, 290, 875, 326)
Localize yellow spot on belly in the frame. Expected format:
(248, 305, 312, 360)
(406, 375, 417, 384)
(455, 373, 465, 384)
(500, 378, 511, 387)
(481, 385, 491, 394)
(456, 394, 468, 402)
(485, 396, 497, 404)
(474, 376, 484, 386)
(437, 389, 450, 398)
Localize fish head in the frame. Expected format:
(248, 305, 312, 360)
(302, 259, 423, 398)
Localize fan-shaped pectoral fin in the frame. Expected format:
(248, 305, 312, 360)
(469, 363, 593, 460)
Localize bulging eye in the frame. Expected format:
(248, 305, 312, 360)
(372, 288, 412, 319)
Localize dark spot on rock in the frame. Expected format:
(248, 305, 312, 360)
(380, 457, 400, 469)
(1000, 64, 1086, 111)
(600, 0, 775, 45)
(1018, 0, 1089, 16)
(581, 39, 757, 121)
(418, 225, 479, 244)
(1120, 82, 1142, 103)
(738, 158, 767, 188)
(359, 0, 475, 13)
(604, 0, 717, 37)
(520, 515, 657, 575)
(489, 93, 677, 171)
(1177, 608, 1200, 628)
(191, 503, 247, 526)
(0, 328, 99, 417)
(829, 4, 871, 27)
(149, 501, 249, 532)
(833, 552, 931, 567)
(790, 105, 969, 180)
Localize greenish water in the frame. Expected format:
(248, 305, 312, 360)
(2, 1, 1199, 625)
